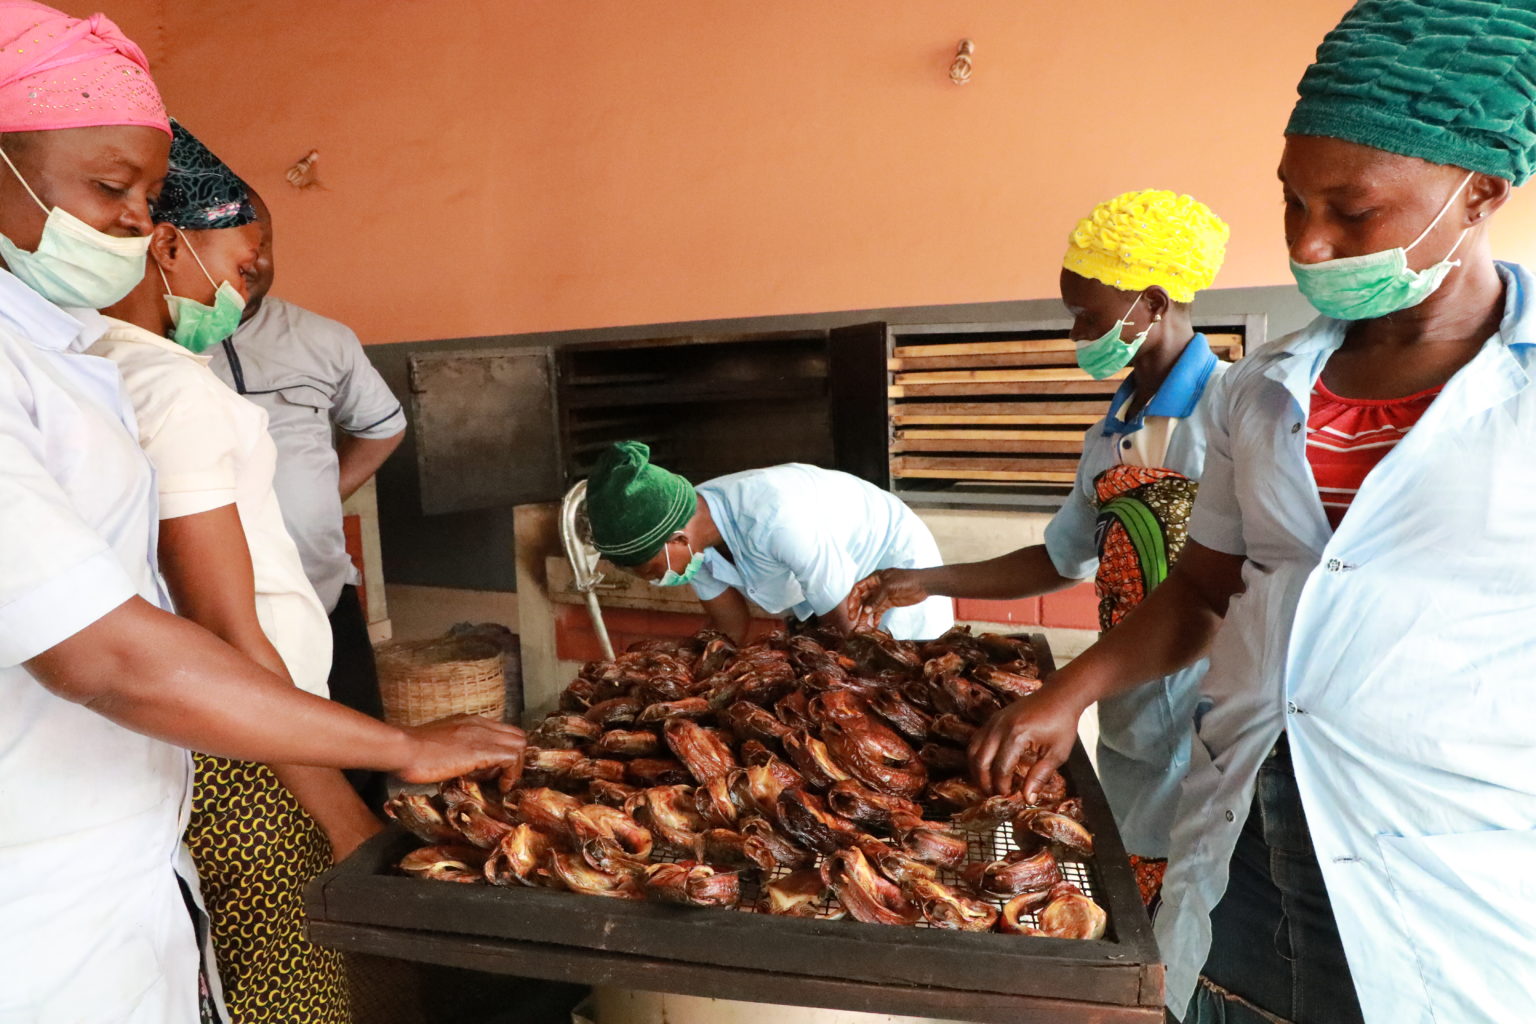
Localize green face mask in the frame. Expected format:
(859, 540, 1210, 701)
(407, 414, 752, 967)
(159, 230, 247, 355)
(1289, 172, 1473, 321)
(649, 538, 705, 587)
(1075, 292, 1152, 380)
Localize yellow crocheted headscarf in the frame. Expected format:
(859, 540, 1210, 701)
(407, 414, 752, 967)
(1062, 190, 1229, 303)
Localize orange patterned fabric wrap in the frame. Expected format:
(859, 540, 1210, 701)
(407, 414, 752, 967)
(1092, 464, 1198, 632)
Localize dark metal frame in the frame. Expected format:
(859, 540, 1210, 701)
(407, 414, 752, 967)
(305, 637, 1165, 1022)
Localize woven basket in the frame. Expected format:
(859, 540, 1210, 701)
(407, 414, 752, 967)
(376, 635, 506, 727)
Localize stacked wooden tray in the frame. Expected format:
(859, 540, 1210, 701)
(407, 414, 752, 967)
(890, 332, 1244, 490)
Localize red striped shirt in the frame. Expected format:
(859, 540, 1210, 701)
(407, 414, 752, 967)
(1306, 378, 1442, 530)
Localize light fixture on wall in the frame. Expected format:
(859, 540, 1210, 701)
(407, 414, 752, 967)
(285, 149, 326, 191)
(949, 39, 975, 86)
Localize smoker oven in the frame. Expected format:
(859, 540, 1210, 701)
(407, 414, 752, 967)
(406, 315, 1262, 517)
(408, 331, 866, 516)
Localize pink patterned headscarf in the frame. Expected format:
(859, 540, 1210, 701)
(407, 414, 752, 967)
(0, 2, 167, 136)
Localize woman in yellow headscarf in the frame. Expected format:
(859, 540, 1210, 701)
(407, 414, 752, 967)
(852, 189, 1230, 875)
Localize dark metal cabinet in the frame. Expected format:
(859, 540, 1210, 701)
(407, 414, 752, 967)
(827, 322, 895, 489)
(408, 348, 562, 515)
(406, 315, 1263, 516)
(409, 331, 850, 514)
(555, 331, 834, 487)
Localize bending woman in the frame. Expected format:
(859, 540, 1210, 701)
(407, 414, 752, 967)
(968, 2, 1536, 1021)
(584, 442, 954, 642)
(94, 122, 371, 1023)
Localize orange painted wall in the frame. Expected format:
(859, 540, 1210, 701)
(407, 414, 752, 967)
(68, 1, 1536, 344)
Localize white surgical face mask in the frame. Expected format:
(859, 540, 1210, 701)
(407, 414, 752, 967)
(0, 145, 150, 308)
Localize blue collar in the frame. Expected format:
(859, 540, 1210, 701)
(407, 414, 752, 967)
(1102, 332, 1219, 435)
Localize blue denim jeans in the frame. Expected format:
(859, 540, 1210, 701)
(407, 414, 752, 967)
(1179, 737, 1364, 1024)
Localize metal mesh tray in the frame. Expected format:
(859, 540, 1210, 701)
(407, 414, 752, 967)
(649, 817, 1097, 929)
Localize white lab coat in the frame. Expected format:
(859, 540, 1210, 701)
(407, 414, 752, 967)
(0, 277, 208, 1023)
(1158, 262, 1536, 1022)
(92, 318, 333, 697)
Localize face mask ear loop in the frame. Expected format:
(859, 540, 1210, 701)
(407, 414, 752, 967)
(155, 257, 174, 297)
(660, 533, 683, 577)
(173, 227, 220, 290)
(1440, 226, 1472, 266)
(1406, 171, 1477, 253)
(0, 143, 50, 216)
(1116, 292, 1146, 340)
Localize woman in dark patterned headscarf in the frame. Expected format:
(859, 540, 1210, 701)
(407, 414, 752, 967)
(91, 120, 376, 1024)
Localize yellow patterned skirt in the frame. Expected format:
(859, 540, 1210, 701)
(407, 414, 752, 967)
(186, 754, 350, 1024)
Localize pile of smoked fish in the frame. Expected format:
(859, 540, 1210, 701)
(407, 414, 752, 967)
(385, 626, 1106, 939)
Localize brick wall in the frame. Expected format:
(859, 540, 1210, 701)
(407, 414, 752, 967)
(552, 580, 1100, 661)
(343, 513, 366, 618)
(954, 580, 1100, 630)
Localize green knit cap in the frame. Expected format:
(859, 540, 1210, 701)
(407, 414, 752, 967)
(585, 441, 696, 566)
(1287, 0, 1536, 185)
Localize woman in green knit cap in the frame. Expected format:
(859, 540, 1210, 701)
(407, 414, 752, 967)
(584, 441, 953, 642)
(967, 2, 1536, 1021)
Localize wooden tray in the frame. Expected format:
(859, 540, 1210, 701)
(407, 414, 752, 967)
(306, 637, 1164, 1023)
(875, 319, 1251, 498)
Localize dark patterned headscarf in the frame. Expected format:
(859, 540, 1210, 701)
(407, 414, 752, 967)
(151, 119, 255, 230)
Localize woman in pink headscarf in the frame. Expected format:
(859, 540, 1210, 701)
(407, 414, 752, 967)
(0, 6, 527, 1023)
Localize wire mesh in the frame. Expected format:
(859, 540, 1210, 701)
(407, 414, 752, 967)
(650, 817, 1098, 930)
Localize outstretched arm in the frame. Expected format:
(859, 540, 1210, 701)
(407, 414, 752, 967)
(846, 544, 1079, 623)
(967, 541, 1246, 796)
(700, 588, 752, 643)
(158, 505, 384, 859)
(27, 596, 525, 782)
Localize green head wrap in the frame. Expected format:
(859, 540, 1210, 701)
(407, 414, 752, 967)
(586, 441, 696, 566)
(1286, 0, 1536, 185)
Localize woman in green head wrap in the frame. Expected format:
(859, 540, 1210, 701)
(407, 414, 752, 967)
(967, 2, 1536, 1021)
(585, 441, 953, 642)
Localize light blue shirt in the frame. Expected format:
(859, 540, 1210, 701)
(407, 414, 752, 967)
(1158, 262, 1536, 1022)
(690, 464, 954, 641)
(1043, 334, 1228, 857)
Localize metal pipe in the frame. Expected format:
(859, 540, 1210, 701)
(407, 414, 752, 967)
(560, 481, 615, 662)
(585, 588, 615, 661)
